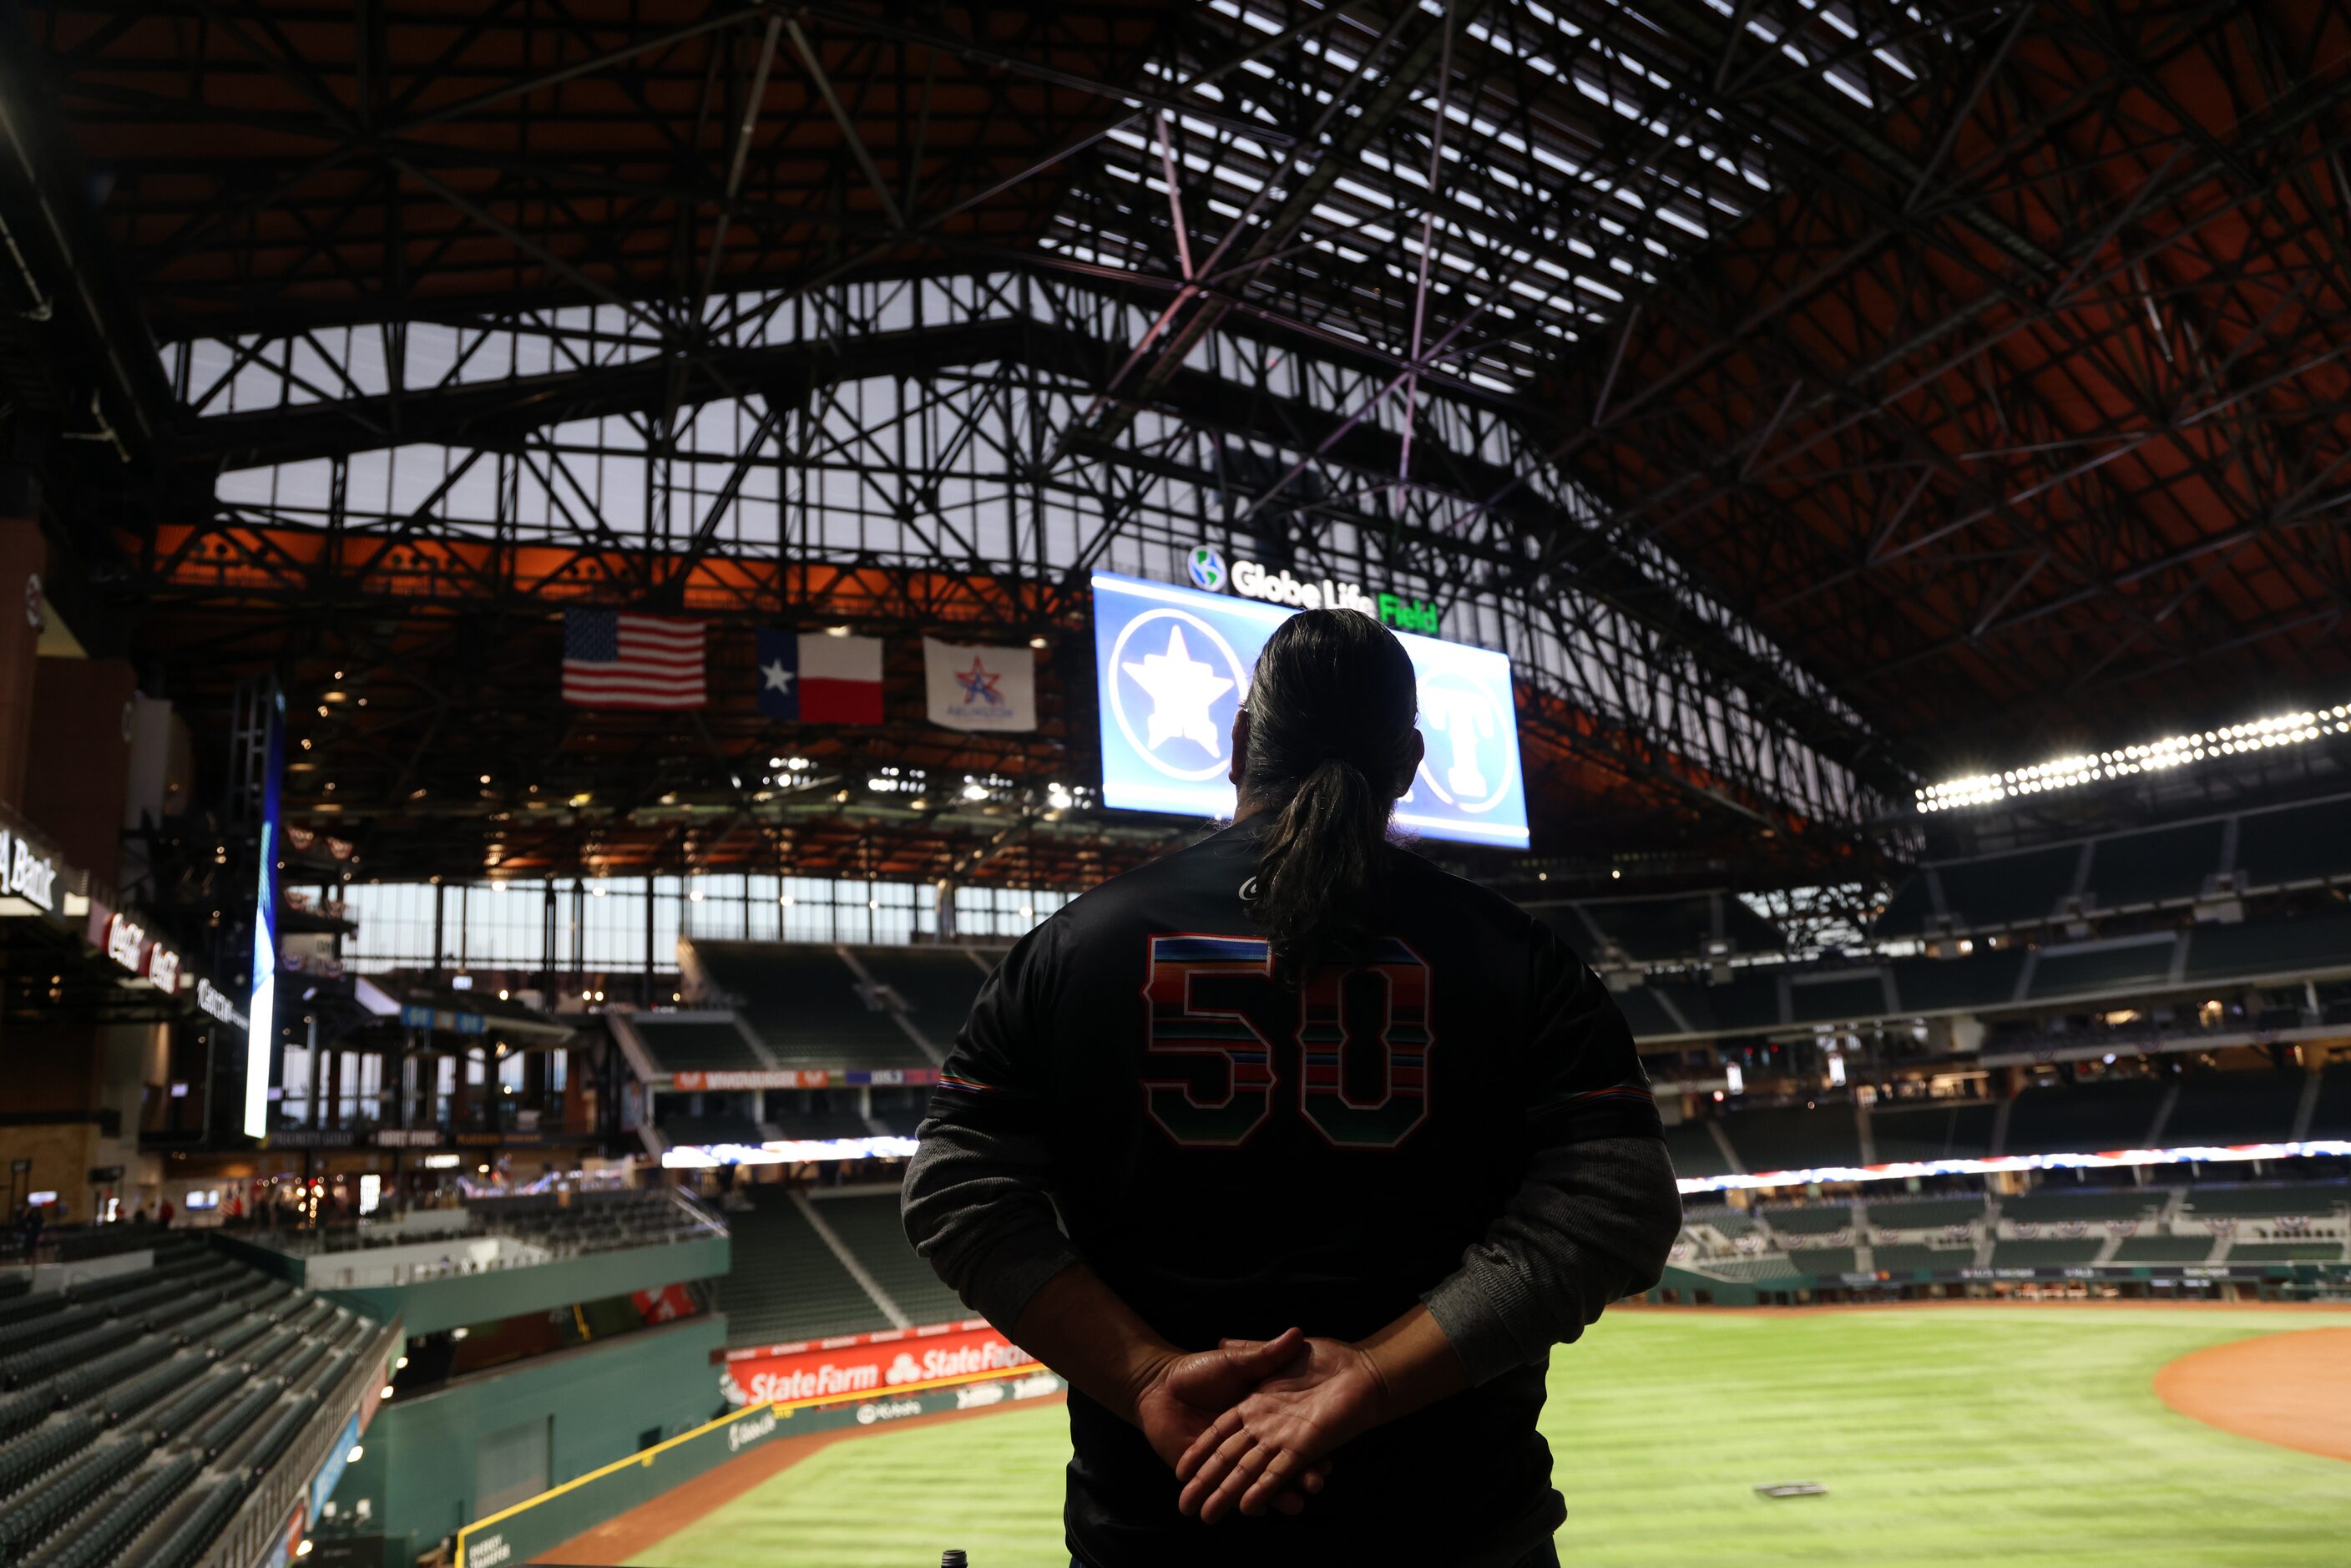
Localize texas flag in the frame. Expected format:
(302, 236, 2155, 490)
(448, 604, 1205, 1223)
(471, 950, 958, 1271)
(756, 628, 883, 724)
(923, 638, 1036, 732)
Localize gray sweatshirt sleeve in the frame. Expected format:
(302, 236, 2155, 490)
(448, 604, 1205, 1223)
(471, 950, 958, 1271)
(901, 918, 1081, 1333)
(902, 1111, 1079, 1333)
(1419, 1133, 1683, 1385)
(1418, 923, 1683, 1385)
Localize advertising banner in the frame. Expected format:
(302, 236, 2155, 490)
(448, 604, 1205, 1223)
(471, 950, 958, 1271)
(1090, 570, 1530, 847)
(718, 1320, 1034, 1408)
(670, 1069, 831, 1090)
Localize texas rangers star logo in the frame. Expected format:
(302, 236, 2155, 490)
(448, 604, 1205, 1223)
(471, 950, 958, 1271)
(1105, 607, 1250, 781)
(954, 655, 1005, 706)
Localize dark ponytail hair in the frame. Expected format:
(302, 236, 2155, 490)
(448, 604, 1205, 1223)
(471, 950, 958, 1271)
(1241, 608, 1420, 976)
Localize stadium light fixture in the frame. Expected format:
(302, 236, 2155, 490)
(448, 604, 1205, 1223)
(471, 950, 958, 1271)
(1917, 701, 2351, 812)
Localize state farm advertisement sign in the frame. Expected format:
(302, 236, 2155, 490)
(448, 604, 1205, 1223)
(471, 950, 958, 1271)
(718, 1320, 1035, 1408)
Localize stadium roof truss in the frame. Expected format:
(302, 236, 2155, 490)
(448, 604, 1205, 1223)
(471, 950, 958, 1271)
(8, 0, 2347, 887)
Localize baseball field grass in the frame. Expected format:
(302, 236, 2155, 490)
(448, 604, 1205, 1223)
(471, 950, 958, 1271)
(624, 1306, 2351, 1566)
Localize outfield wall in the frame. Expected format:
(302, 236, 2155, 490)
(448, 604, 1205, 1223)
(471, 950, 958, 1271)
(453, 1357, 1066, 1567)
(334, 1314, 727, 1566)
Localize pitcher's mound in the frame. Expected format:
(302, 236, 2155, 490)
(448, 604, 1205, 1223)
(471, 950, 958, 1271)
(2154, 1327, 2351, 1464)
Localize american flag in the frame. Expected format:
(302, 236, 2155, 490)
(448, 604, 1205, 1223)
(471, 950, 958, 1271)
(562, 610, 706, 709)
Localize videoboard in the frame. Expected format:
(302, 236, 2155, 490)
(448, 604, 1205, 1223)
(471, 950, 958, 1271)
(1090, 569, 1530, 849)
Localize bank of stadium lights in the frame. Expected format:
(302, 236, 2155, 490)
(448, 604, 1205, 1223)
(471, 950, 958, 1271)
(864, 766, 926, 796)
(1916, 706, 2351, 813)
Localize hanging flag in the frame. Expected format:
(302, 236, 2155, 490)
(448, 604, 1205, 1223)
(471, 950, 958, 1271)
(796, 631, 885, 724)
(754, 627, 799, 721)
(562, 610, 705, 709)
(923, 638, 1036, 733)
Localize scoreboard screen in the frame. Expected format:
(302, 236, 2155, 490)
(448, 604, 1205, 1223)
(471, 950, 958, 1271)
(1090, 571, 1530, 850)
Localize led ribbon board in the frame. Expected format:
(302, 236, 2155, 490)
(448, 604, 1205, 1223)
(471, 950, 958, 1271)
(1091, 571, 1531, 849)
(244, 688, 286, 1139)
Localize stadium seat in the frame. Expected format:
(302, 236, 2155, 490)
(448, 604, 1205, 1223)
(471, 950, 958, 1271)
(1989, 1238, 2103, 1268)
(2180, 1182, 2348, 1219)
(632, 1017, 768, 1074)
(2084, 819, 2225, 909)
(2001, 1188, 2166, 1222)
(1889, 949, 2027, 1015)
(1792, 1247, 1862, 1276)
(2183, 911, 2351, 984)
(2108, 1237, 2214, 1264)
(1704, 972, 1782, 1034)
(2234, 796, 2351, 890)
(1612, 986, 1682, 1040)
(766, 1102, 880, 1141)
(714, 1188, 894, 1345)
(2160, 1071, 2305, 1145)
(1720, 1105, 1862, 1173)
(2227, 1241, 2348, 1262)
(1872, 874, 1935, 940)
(1868, 1101, 1998, 1163)
(849, 947, 994, 1044)
(1934, 845, 2082, 931)
(2001, 1080, 2167, 1155)
(811, 1193, 970, 1328)
(1757, 1205, 1851, 1237)
(1868, 1244, 1974, 1274)
(687, 941, 933, 1069)
(1867, 1196, 1985, 1231)
(2310, 1063, 2351, 1140)
(658, 1111, 766, 1147)
(2027, 938, 2179, 1002)
(1787, 974, 1888, 1026)
(1661, 1120, 1732, 1179)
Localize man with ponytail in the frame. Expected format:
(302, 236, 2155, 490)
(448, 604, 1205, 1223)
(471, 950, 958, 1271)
(905, 609, 1682, 1567)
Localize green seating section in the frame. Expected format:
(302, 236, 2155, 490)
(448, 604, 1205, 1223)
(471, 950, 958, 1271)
(851, 946, 993, 1045)
(1868, 1197, 1985, 1230)
(2028, 939, 2177, 1000)
(2236, 797, 2351, 888)
(814, 1193, 970, 1328)
(2109, 1236, 2214, 1263)
(2003, 1080, 2165, 1156)
(1758, 1205, 1851, 1236)
(633, 1017, 765, 1073)
(1935, 846, 2081, 930)
(0, 1239, 379, 1568)
(1722, 1105, 1863, 1173)
(687, 940, 932, 1069)
(2002, 1187, 2166, 1222)
(2228, 1242, 2348, 1262)
(715, 1189, 891, 1346)
(2184, 910, 2351, 983)
(1868, 1102, 1998, 1163)
(1792, 1247, 1862, 1276)
(1888, 949, 2027, 1015)
(1990, 1238, 2103, 1268)
(1614, 986, 1683, 1039)
(2314, 1064, 2351, 1140)
(2162, 1072, 2305, 1145)
(1869, 1244, 1974, 1274)
(1662, 1120, 1732, 1179)
(1788, 974, 1888, 1025)
(1684, 1207, 1757, 1238)
(2181, 1182, 2349, 1218)
(1873, 875, 1935, 939)
(2086, 820, 2223, 909)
